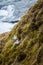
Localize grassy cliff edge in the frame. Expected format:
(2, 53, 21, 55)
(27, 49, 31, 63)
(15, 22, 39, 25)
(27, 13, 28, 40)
(0, 0, 43, 65)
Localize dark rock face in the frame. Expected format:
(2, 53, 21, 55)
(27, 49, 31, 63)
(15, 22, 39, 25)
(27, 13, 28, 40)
(3, 20, 19, 23)
(10, 20, 19, 23)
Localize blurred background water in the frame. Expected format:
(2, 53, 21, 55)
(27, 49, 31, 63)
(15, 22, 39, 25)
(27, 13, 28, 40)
(0, 0, 37, 34)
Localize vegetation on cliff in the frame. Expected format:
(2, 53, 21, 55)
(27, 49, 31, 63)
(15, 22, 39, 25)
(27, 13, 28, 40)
(0, 0, 43, 65)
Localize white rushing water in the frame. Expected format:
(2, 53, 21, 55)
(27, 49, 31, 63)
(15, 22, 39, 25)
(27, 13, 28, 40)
(0, 0, 37, 34)
(0, 22, 17, 34)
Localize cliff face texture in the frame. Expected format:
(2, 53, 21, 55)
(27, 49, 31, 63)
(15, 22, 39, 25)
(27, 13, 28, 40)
(0, 0, 43, 65)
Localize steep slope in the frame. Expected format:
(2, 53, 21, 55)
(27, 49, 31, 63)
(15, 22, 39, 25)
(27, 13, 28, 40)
(0, 0, 43, 65)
